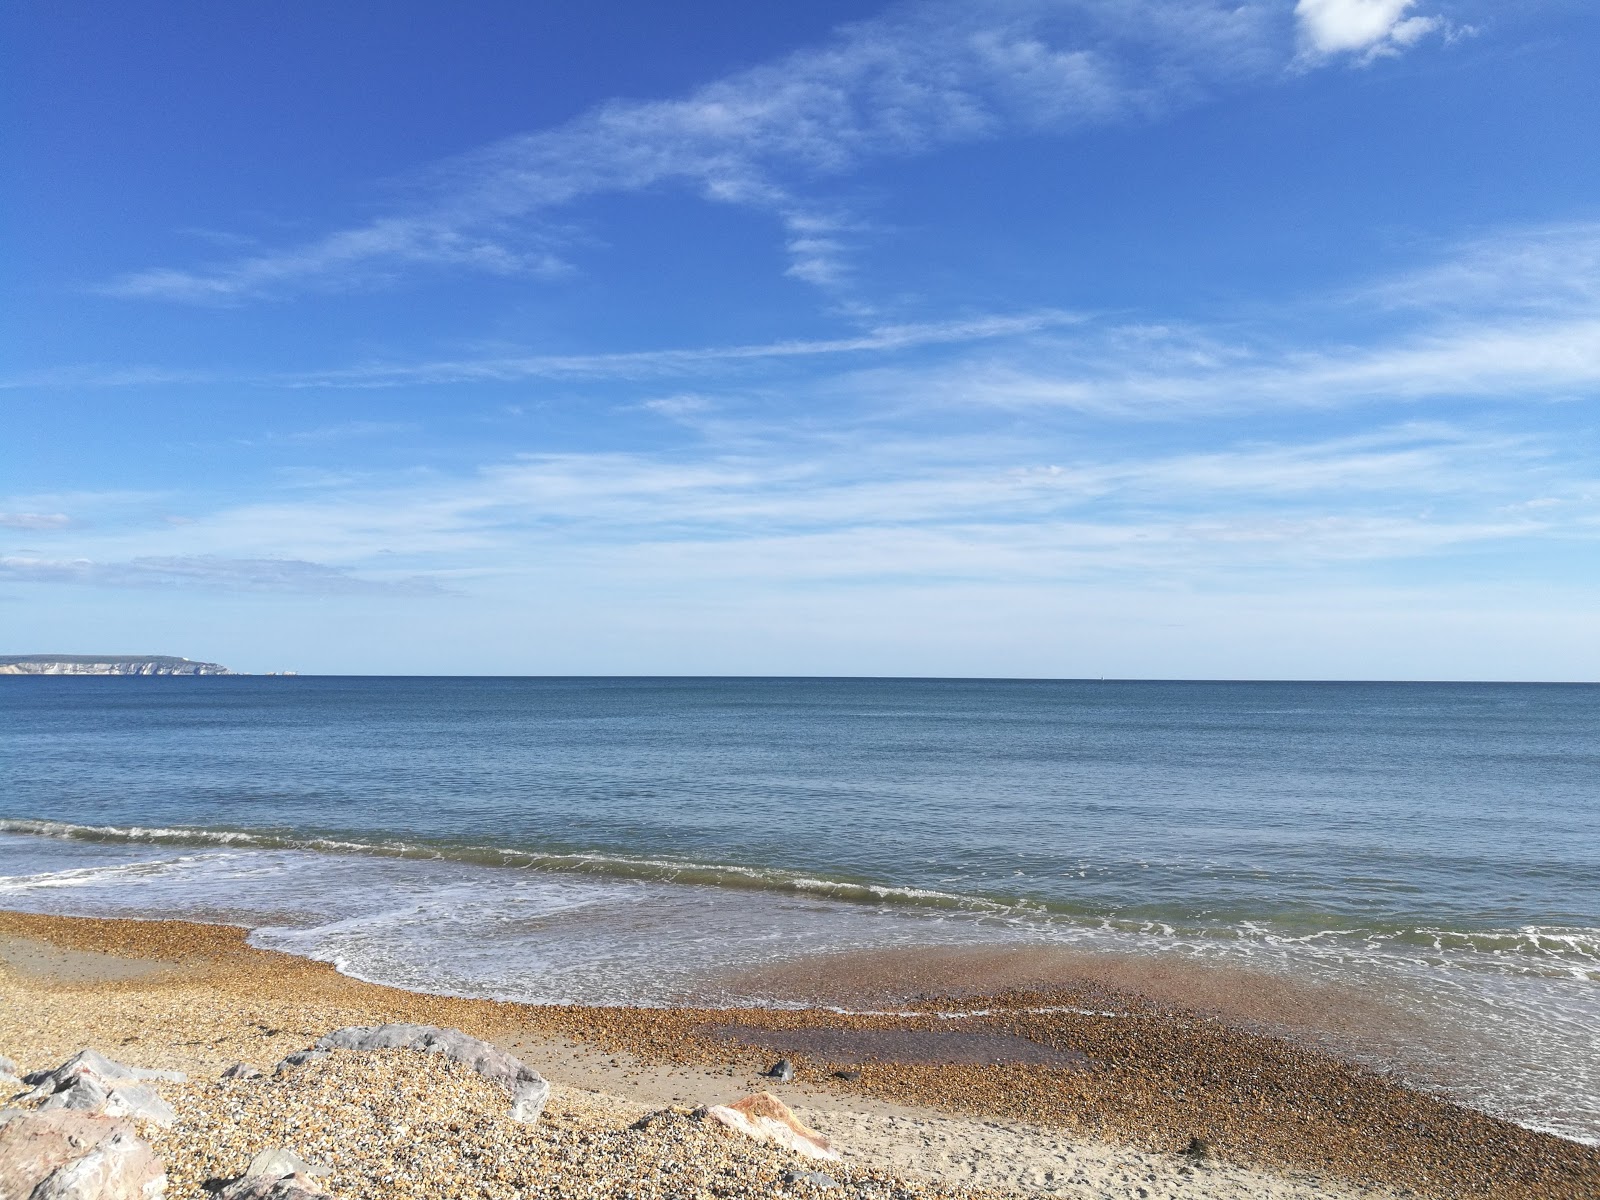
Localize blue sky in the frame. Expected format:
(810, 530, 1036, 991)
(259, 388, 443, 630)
(3, 0, 1598, 677)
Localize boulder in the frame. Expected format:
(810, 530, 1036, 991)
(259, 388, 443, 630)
(221, 1064, 264, 1081)
(243, 1148, 328, 1180)
(216, 1174, 326, 1200)
(271, 1051, 327, 1075)
(19, 1052, 182, 1129)
(215, 1146, 330, 1199)
(765, 1059, 795, 1083)
(301, 1025, 549, 1125)
(698, 1092, 840, 1162)
(0, 1108, 166, 1199)
(22, 1051, 184, 1090)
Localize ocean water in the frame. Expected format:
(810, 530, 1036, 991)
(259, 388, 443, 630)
(0, 677, 1595, 1141)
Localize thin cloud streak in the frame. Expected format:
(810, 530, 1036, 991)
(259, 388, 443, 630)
(292, 311, 1086, 386)
(0, 554, 446, 596)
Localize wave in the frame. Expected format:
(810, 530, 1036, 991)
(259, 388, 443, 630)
(4, 816, 1598, 974)
(0, 816, 1031, 916)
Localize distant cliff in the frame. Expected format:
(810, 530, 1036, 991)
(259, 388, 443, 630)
(0, 655, 235, 676)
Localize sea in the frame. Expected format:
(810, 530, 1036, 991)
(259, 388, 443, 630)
(0, 677, 1595, 1143)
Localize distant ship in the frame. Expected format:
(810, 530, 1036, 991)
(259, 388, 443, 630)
(0, 655, 234, 676)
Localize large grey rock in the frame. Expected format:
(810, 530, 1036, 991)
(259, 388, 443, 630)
(22, 1051, 185, 1091)
(0, 1108, 166, 1199)
(308, 1025, 550, 1124)
(20, 1052, 180, 1129)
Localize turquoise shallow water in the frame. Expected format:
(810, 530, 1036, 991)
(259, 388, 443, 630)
(0, 677, 1596, 1140)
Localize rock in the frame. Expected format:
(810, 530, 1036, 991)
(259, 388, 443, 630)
(272, 1051, 327, 1074)
(42, 1078, 175, 1129)
(699, 1092, 840, 1162)
(831, 1069, 861, 1081)
(244, 1148, 329, 1179)
(507, 1078, 551, 1124)
(0, 1108, 166, 1199)
(22, 1051, 185, 1091)
(0, 1055, 18, 1077)
(310, 1025, 549, 1124)
(217, 1174, 326, 1200)
(213, 1145, 331, 1199)
(766, 1058, 795, 1083)
(221, 1064, 264, 1081)
(19, 1052, 182, 1128)
(782, 1167, 839, 1189)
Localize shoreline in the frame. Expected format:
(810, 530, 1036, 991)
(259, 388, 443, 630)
(3, 910, 1598, 1198)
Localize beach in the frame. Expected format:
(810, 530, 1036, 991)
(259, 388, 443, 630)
(4, 910, 1597, 1200)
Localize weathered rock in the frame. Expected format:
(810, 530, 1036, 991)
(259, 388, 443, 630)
(19, 1052, 182, 1128)
(0, 1108, 166, 1199)
(211, 1145, 332, 1199)
(271, 1051, 328, 1074)
(221, 1064, 264, 1081)
(243, 1148, 329, 1180)
(22, 1050, 185, 1091)
(698, 1092, 841, 1162)
(0, 1055, 19, 1078)
(309, 1025, 549, 1124)
(216, 1173, 326, 1200)
(766, 1058, 795, 1083)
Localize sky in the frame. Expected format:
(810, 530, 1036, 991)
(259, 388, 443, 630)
(3, 0, 1598, 678)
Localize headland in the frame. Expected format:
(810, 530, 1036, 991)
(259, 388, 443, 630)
(0, 655, 234, 676)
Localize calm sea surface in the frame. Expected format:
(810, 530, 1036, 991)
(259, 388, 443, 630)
(1, 677, 1596, 1140)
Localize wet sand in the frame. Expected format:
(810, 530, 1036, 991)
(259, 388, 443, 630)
(2, 910, 1597, 1199)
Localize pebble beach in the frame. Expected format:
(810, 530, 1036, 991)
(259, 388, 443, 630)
(3, 910, 1597, 1200)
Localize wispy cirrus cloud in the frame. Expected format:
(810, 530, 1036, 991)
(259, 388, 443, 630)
(0, 513, 73, 531)
(14, 421, 1576, 596)
(894, 314, 1600, 416)
(1362, 221, 1600, 315)
(0, 554, 445, 596)
(97, 0, 1396, 305)
(293, 310, 1085, 386)
(32, 221, 1600, 422)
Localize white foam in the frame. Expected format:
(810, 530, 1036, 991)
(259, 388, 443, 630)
(1, 827, 1597, 1143)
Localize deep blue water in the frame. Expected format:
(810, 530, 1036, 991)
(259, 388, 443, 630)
(1, 677, 1596, 1139)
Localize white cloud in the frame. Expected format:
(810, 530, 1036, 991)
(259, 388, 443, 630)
(0, 554, 443, 595)
(99, 1, 1298, 303)
(288, 309, 1085, 387)
(0, 512, 72, 531)
(10, 417, 1581, 600)
(1295, 0, 1443, 61)
(917, 315, 1600, 415)
(1363, 221, 1600, 315)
